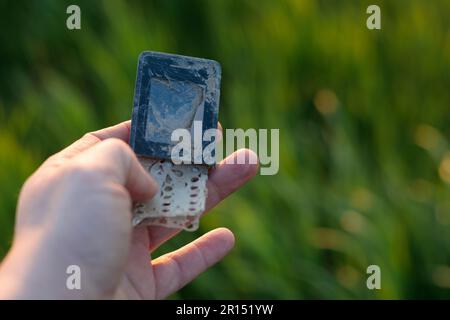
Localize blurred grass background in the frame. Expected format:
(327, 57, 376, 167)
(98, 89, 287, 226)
(1, 0, 450, 299)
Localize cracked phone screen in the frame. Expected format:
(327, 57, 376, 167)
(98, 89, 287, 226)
(129, 51, 221, 231)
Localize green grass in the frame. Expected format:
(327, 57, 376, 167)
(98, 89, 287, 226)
(1, 0, 450, 299)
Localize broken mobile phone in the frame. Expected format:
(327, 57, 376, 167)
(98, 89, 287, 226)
(129, 51, 221, 231)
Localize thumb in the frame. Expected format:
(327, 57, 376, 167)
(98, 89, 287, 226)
(71, 138, 158, 201)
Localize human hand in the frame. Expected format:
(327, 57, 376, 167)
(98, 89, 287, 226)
(0, 121, 258, 299)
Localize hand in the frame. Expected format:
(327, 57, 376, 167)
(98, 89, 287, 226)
(0, 121, 258, 299)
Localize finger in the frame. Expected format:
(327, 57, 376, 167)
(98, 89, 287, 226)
(147, 148, 258, 251)
(59, 120, 218, 161)
(206, 148, 259, 210)
(152, 228, 235, 299)
(70, 138, 158, 201)
(216, 122, 223, 143)
(42, 121, 132, 169)
(89, 120, 132, 141)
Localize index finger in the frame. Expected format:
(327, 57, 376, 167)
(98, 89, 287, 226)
(43, 120, 223, 168)
(63, 121, 132, 157)
(41, 121, 132, 169)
